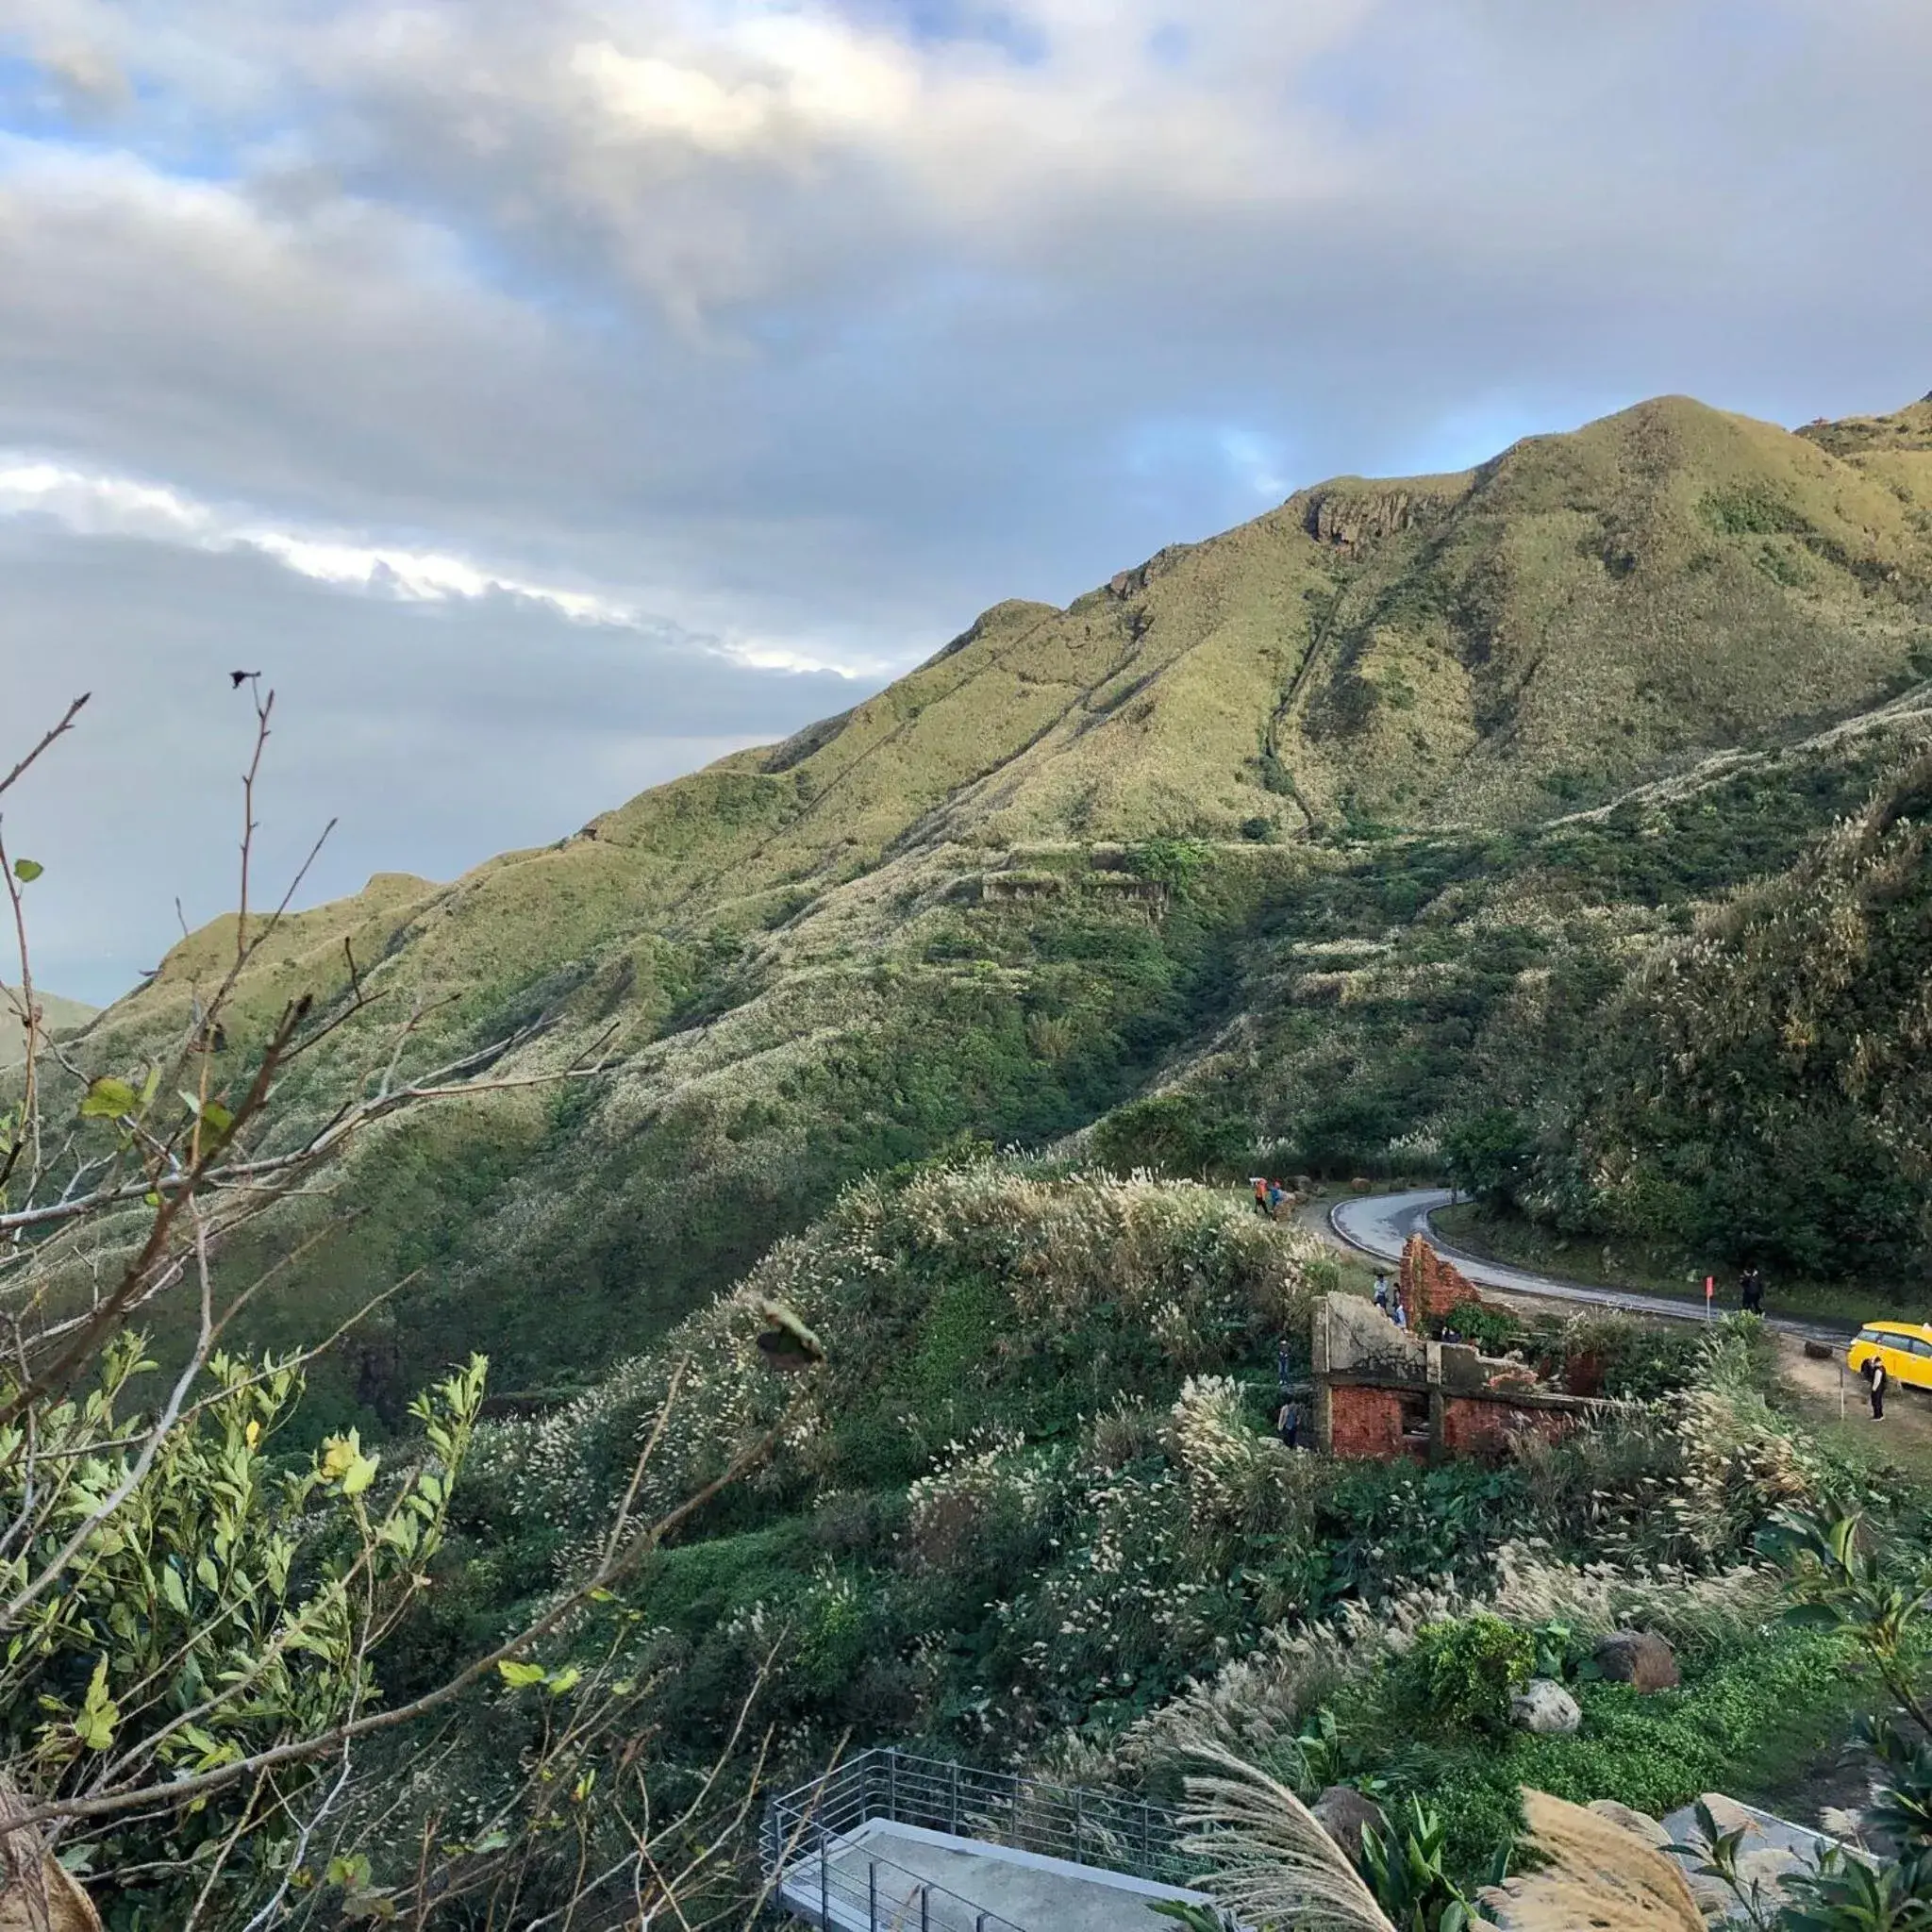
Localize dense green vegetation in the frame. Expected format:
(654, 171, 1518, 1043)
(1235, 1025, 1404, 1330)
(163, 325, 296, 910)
(12, 390, 1932, 1924)
(37, 389, 1928, 1422)
(340, 1162, 1902, 1920)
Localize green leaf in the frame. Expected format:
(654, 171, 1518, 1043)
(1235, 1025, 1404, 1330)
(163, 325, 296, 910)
(496, 1660, 545, 1689)
(78, 1077, 138, 1121)
(75, 1657, 117, 1752)
(341, 1452, 380, 1497)
(11, 859, 42, 883)
(544, 1665, 581, 1695)
(1783, 1603, 1846, 1629)
(325, 1854, 373, 1892)
(160, 1566, 190, 1615)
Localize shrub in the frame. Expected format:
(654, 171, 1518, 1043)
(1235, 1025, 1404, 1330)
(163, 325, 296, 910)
(1402, 1614, 1536, 1736)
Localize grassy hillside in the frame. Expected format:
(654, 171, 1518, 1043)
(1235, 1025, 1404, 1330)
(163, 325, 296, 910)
(1, 985, 98, 1070)
(365, 1160, 1890, 1914)
(36, 390, 1932, 1421)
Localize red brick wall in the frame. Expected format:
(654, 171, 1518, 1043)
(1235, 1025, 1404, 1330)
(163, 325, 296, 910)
(1399, 1237, 1488, 1325)
(1441, 1395, 1576, 1458)
(1328, 1385, 1408, 1458)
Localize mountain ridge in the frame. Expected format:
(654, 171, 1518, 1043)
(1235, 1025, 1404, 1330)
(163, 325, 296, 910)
(49, 386, 1932, 1417)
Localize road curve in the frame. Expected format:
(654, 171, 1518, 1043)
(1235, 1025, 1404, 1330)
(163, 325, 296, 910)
(1327, 1188, 1850, 1346)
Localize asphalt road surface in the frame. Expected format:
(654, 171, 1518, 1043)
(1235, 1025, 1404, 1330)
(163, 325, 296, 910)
(1327, 1188, 1850, 1347)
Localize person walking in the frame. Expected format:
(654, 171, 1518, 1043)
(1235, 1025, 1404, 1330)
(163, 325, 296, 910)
(1276, 1338, 1292, 1390)
(1872, 1358, 1888, 1421)
(1373, 1273, 1390, 1314)
(1739, 1266, 1764, 1315)
(1265, 1179, 1287, 1220)
(1252, 1176, 1270, 1218)
(1392, 1298, 1408, 1332)
(1275, 1396, 1301, 1450)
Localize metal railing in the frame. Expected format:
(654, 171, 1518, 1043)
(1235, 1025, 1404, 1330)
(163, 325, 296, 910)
(760, 1747, 1193, 1929)
(762, 1828, 1027, 1932)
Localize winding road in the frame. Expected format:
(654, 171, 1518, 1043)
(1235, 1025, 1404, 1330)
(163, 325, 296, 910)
(1325, 1188, 1851, 1348)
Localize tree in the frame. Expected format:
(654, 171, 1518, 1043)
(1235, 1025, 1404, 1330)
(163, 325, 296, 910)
(1092, 1093, 1247, 1179)
(1441, 1108, 1535, 1211)
(0, 691, 810, 1926)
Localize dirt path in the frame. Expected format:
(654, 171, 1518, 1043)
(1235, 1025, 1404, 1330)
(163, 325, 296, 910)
(1776, 1334, 1932, 1460)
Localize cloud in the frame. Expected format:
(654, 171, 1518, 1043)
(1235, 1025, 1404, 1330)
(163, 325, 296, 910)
(0, 522, 862, 1003)
(0, 451, 893, 675)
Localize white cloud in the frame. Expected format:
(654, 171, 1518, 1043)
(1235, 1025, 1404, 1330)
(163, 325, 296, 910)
(569, 16, 919, 156)
(0, 455, 891, 675)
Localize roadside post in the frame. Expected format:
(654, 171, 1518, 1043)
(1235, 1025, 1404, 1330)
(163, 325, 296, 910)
(1704, 1274, 1714, 1321)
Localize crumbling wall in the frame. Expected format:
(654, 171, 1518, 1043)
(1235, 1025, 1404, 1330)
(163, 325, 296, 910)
(1441, 1395, 1579, 1459)
(1400, 1236, 1488, 1326)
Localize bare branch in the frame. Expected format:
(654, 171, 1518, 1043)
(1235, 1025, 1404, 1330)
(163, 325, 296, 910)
(0, 695, 89, 806)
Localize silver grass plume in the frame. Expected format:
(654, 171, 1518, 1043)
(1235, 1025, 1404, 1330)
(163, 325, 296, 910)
(1171, 1732, 1396, 1932)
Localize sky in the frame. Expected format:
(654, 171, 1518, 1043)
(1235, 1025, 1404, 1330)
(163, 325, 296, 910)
(1, 0, 1928, 1002)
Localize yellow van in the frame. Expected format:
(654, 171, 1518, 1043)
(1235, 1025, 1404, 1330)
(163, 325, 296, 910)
(1847, 1323, 1932, 1390)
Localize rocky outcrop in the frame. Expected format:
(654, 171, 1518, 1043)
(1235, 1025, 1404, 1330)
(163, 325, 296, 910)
(1595, 1630, 1680, 1692)
(1107, 543, 1194, 597)
(1510, 1678, 1582, 1735)
(1297, 488, 1445, 555)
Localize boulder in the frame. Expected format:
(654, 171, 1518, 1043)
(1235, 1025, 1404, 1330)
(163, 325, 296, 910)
(1311, 1785, 1388, 1860)
(1586, 1799, 1672, 1849)
(1673, 1794, 1815, 1920)
(1510, 1678, 1582, 1736)
(1595, 1630, 1680, 1692)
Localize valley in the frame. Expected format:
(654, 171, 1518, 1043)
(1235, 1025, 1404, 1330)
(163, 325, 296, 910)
(7, 389, 1932, 1929)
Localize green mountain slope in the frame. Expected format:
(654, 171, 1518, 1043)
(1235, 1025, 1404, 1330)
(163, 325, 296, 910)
(56, 391, 1932, 1419)
(1528, 739, 1932, 1275)
(1, 986, 99, 1071)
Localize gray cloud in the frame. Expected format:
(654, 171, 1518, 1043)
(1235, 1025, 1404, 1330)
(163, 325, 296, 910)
(2, 0, 1930, 995)
(0, 526, 852, 1000)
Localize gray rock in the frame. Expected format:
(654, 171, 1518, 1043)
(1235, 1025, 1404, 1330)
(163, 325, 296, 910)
(1509, 1677, 1581, 1735)
(1311, 1785, 1388, 1860)
(1586, 1798, 1672, 1847)
(1595, 1629, 1680, 1692)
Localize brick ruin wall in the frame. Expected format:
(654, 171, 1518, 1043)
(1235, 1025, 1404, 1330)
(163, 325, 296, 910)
(1440, 1393, 1581, 1458)
(1399, 1234, 1489, 1326)
(1326, 1384, 1410, 1459)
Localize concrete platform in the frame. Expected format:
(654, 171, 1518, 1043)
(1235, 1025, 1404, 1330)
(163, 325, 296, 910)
(776, 1817, 1212, 1930)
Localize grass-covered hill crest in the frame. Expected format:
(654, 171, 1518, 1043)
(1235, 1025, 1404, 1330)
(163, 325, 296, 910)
(47, 388, 1932, 1415)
